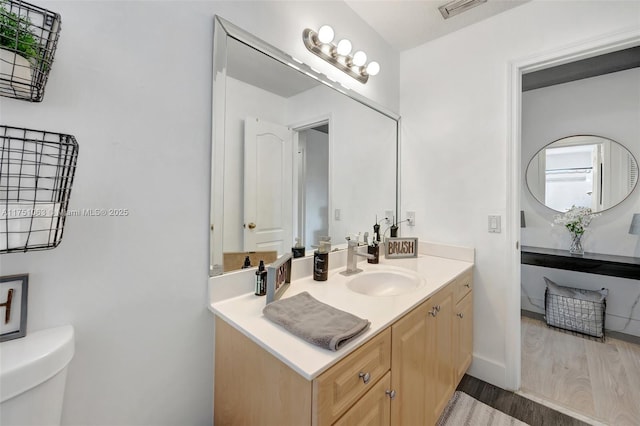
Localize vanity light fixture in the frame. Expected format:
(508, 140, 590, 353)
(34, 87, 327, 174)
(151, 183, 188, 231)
(629, 214, 640, 235)
(303, 25, 380, 84)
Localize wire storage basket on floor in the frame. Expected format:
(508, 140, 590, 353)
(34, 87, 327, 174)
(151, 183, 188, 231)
(0, 0, 62, 102)
(1, 125, 78, 253)
(544, 278, 608, 341)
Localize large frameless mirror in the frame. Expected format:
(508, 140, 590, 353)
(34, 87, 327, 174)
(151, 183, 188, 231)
(210, 16, 400, 276)
(526, 135, 638, 213)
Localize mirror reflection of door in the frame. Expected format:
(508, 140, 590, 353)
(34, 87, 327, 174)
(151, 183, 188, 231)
(296, 123, 329, 249)
(244, 116, 293, 254)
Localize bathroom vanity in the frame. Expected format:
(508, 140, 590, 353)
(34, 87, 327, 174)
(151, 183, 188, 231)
(210, 247, 473, 425)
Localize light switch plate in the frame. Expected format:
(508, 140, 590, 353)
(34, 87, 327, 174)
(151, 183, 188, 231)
(488, 215, 501, 233)
(334, 209, 341, 221)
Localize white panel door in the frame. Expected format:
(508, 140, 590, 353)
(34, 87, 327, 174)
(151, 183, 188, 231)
(244, 117, 293, 255)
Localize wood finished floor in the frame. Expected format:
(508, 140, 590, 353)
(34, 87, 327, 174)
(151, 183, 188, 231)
(457, 374, 589, 426)
(521, 316, 640, 426)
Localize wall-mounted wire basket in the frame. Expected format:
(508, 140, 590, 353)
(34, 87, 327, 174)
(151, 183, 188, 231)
(1, 125, 78, 253)
(0, 0, 61, 102)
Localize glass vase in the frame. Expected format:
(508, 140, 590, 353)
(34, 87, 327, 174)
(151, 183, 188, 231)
(569, 233, 584, 256)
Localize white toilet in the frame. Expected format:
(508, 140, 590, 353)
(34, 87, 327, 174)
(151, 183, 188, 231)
(1, 325, 75, 426)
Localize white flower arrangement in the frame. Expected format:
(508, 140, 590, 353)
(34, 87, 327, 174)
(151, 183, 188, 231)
(553, 205, 599, 237)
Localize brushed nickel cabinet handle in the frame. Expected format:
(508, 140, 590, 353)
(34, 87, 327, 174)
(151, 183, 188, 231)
(359, 372, 371, 384)
(385, 389, 396, 399)
(457, 312, 464, 318)
(464, 283, 471, 288)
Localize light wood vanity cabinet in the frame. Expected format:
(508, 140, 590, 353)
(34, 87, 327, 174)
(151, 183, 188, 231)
(332, 372, 392, 426)
(214, 269, 473, 426)
(426, 283, 455, 425)
(313, 329, 392, 425)
(452, 270, 473, 384)
(390, 273, 463, 426)
(389, 300, 430, 424)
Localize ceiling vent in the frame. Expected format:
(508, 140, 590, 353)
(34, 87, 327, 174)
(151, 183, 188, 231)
(439, 0, 487, 19)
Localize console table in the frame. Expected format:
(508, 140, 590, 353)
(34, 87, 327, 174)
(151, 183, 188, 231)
(521, 246, 640, 280)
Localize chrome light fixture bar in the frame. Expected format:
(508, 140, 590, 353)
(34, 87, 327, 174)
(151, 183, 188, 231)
(439, 0, 487, 19)
(303, 26, 380, 84)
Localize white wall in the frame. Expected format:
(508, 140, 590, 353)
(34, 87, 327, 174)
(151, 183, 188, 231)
(400, 0, 640, 388)
(0, 2, 398, 425)
(520, 68, 640, 336)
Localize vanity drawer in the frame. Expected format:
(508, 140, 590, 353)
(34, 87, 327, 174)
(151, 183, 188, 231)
(453, 269, 473, 304)
(313, 328, 391, 426)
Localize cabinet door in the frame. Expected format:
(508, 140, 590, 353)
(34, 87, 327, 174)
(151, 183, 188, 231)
(426, 287, 455, 425)
(333, 372, 391, 426)
(454, 292, 473, 383)
(390, 302, 429, 425)
(313, 329, 391, 425)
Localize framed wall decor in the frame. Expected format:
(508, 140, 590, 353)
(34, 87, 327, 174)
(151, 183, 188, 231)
(0, 274, 28, 342)
(385, 237, 419, 259)
(266, 253, 292, 304)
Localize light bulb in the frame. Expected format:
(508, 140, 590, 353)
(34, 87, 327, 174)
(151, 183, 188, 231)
(317, 25, 334, 44)
(336, 39, 352, 56)
(352, 51, 367, 67)
(366, 61, 380, 76)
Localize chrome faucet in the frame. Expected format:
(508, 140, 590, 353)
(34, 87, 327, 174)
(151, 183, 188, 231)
(341, 235, 375, 276)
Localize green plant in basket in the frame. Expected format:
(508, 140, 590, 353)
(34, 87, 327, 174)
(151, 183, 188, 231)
(0, 1, 39, 61)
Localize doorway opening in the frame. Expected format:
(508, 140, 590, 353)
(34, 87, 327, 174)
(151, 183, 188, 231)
(510, 33, 640, 424)
(294, 120, 330, 250)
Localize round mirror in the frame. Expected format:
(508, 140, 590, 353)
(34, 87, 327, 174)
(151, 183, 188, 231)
(526, 135, 638, 212)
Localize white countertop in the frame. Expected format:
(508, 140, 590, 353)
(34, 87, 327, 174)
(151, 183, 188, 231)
(210, 250, 473, 381)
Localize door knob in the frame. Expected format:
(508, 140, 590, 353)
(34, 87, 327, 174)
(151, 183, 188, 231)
(247, 222, 256, 230)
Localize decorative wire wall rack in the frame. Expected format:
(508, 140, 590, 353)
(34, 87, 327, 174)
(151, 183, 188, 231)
(544, 286, 607, 341)
(0, 0, 61, 102)
(1, 125, 78, 253)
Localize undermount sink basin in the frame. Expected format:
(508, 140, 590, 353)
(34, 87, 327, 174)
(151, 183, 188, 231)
(346, 268, 425, 296)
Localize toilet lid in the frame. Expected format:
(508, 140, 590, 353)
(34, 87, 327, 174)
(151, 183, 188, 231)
(0, 325, 74, 402)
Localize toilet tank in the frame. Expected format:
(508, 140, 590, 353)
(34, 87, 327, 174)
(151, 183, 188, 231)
(1, 325, 75, 426)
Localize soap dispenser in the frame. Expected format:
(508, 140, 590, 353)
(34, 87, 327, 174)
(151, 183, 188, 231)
(292, 238, 306, 258)
(313, 241, 329, 281)
(368, 222, 380, 264)
(254, 260, 267, 296)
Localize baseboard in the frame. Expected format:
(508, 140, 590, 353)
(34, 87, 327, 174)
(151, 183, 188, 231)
(521, 309, 544, 321)
(467, 354, 508, 390)
(521, 309, 640, 345)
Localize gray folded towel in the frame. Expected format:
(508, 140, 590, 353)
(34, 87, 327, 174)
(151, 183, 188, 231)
(262, 291, 371, 351)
